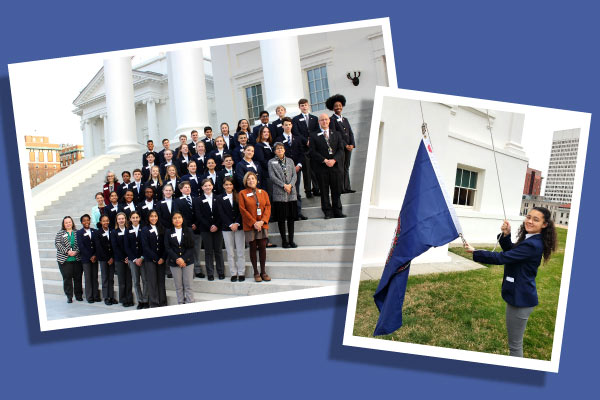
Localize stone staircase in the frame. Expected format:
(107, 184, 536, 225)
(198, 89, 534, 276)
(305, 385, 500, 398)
(35, 149, 367, 307)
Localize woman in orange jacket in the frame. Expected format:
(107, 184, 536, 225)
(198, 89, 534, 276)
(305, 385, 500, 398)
(238, 171, 271, 282)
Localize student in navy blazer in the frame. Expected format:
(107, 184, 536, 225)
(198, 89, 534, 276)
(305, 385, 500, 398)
(163, 164, 182, 199)
(465, 207, 557, 357)
(94, 215, 118, 306)
(119, 189, 139, 221)
(216, 155, 240, 193)
(175, 143, 193, 177)
(141, 210, 167, 307)
(142, 153, 158, 182)
(207, 136, 231, 171)
(200, 126, 216, 154)
(200, 157, 219, 194)
(77, 214, 101, 303)
(254, 126, 275, 192)
(235, 145, 264, 190)
(191, 142, 208, 176)
(252, 111, 276, 145)
(180, 160, 202, 198)
(231, 131, 251, 165)
(292, 98, 321, 197)
(110, 212, 134, 307)
(129, 169, 146, 203)
(221, 122, 238, 151)
(175, 181, 204, 279)
(157, 184, 177, 231)
(142, 140, 159, 168)
(216, 176, 246, 282)
(193, 179, 225, 280)
(143, 165, 163, 202)
(326, 94, 357, 193)
(138, 186, 158, 226)
(125, 211, 148, 309)
(164, 212, 196, 304)
(233, 119, 251, 147)
(105, 191, 121, 229)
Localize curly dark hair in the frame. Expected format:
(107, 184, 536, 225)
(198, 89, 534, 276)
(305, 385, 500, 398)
(515, 206, 557, 264)
(325, 94, 346, 111)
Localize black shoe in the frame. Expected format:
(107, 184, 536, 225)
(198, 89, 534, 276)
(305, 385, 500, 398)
(218, 274, 225, 280)
(238, 276, 245, 282)
(94, 297, 101, 302)
(87, 299, 95, 304)
(76, 297, 83, 302)
(289, 241, 298, 248)
(67, 298, 73, 303)
(111, 298, 118, 304)
(104, 299, 112, 306)
(313, 191, 321, 196)
(136, 303, 144, 310)
(166, 273, 173, 278)
(195, 273, 206, 279)
(143, 303, 150, 309)
(306, 193, 313, 199)
(299, 214, 308, 220)
(231, 276, 238, 282)
(208, 275, 214, 281)
(282, 241, 290, 248)
(334, 214, 347, 218)
(324, 215, 332, 219)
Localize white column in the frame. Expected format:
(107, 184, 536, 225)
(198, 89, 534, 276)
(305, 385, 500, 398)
(82, 120, 94, 157)
(167, 48, 209, 139)
(260, 37, 305, 117)
(103, 56, 139, 154)
(145, 98, 159, 144)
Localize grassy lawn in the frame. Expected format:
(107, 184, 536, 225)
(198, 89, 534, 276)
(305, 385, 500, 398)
(353, 228, 567, 360)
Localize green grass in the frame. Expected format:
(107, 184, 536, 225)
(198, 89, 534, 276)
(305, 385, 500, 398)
(353, 228, 567, 360)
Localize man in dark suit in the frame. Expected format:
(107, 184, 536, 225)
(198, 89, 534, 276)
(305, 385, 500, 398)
(309, 114, 345, 219)
(251, 110, 276, 145)
(130, 169, 145, 204)
(188, 130, 201, 155)
(292, 98, 320, 198)
(271, 105, 288, 137)
(142, 140, 159, 168)
(174, 134, 188, 157)
(158, 138, 173, 165)
(276, 117, 307, 220)
(200, 126, 215, 154)
(327, 94, 356, 193)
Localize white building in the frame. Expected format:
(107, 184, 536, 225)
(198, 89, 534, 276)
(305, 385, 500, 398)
(364, 97, 529, 268)
(544, 128, 580, 204)
(73, 27, 388, 157)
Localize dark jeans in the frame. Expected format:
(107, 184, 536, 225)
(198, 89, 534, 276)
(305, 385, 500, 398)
(82, 262, 99, 301)
(200, 231, 225, 277)
(115, 261, 133, 304)
(145, 261, 167, 307)
(58, 261, 83, 300)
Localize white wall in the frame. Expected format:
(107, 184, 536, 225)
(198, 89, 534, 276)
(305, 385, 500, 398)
(363, 97, 528, 268)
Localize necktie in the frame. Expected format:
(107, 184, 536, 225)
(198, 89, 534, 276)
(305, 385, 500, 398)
(305, 115, 309, 127)
(325, 130, 329, 140)
(186, 196, 192, 208)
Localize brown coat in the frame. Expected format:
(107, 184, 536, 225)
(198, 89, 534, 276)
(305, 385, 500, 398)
(238, 188, 271, 231)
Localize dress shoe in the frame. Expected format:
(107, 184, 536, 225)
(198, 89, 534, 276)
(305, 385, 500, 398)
(260, 273, 271, 282)
(313, 190, 321, 196)
(218, 274, 225, 280)
(67, 298, 73, 304)
(289, 241, 298, 248)
(137, 303, 144, 310)
(111, 298, 119, 304)
(334, 214, 347, 218)
(254, 274, 262, 282)
(324, 215, 332, 220)
(195, 273, 206, 279)
(94, 297, 102, 302)
(166, 272, 173, 278)
(208, 275, 214, 281)
(238, 276, 245, 282)
(344, 189, 356, 193)
(298, 214, 308, 220)
(104, 299, 112, 306)
(231, 276, 238, 282)
(282, 241, 290, 249)
(306, 193, 313, 199)
(87, 299, 95, 304)
(76, 297, 83, 302)
(143, 303, 150, 309)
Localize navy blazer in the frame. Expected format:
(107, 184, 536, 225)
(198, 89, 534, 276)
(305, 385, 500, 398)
(215, 193, 242, 231)
(124, 226, 143, 261)
(292, 113, 319, 140)
(200, 137, 215, 154)
(140, 225, 165, 263)
(193, 193, 220, 232)
(118, 182, 132, 201)
(175, 155, 193, 177)
(142, 150, 159, 167)
(160, 161, 176, 180)
(110, 228, 128, 263)
(271, 118, 285, 137)
(162, 178, 181, 198)
(157, 148, 173, 165)
(105, 203, 121, 229)
(175, 196, 196, 230)
(137, 199, 158, 225)
(473, 233, 544, 307)
(191, 154, 207, 175)
(235, 159, 263, 190)
(220, 134, 238, 151)
(129, 181, 145, 204)
(164, 227, 195, 267)
(143, 179, 162, 201)
(254, 142, 274, 178)
(157, 198, 177, 230)
(252, 123, 276, 144)
(207, 149, 232, 171)
(180, 174, 202, 197)
(76, 228, 97, 264)
(200, 172, 219, 194)
(275, 133, 305, 166)
(119, 201, 139, 221)
(231, 144, 248, 165)
(329, 114, 356, 147)
(216, 169, 239, 193)
(93, 228, 113, 262)
(142, 164, 158, 182)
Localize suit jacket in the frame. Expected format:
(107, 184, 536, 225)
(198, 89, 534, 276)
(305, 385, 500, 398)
(55, 230, 81, 264)
(215, 193, 242, 231)
(200, 171, 219, 194)
(175, 155, 192, 177)
(105, 203, 121, 229)
(110, 227, 128, 262)
(124, 225, 143, 262)
(271, 118, 286, 137)
(157, 148, 172, 165)
(142, 150, 159, 167)
(93, 228, 113, 262)
(309, 129, 345, 174)
(157, 198, 177, 230)
(220, 134, 238, 151)
(137, 199, 158, 225)
(143, 179, 162, 201)
(162, 177, 182, 198)
(275, 133, 305, 166)
(216, 168, 240, 193)
(76, 228, 97, 264)
(254, 142, 274, 176)
(235, 159, 263, 190)
(329, 114, 356, 147)
(164, 227, 195, 267)
(140, 225, 164, 263)
(207, 149, 232, 171)
(160, 161, 176, 180)
(180, 174, 202, 197)
(193, 193, 220, 232)
(199, 137, 215, 154)
(129, 181, 145, 204)
(175, 196, 196, 230)
(252, 123, 276, 144)
(231, 144, 248, 165)
(238, 188, 271, 231)
(292, 113, 319, 140)
(141, 164, 157, 183)
(118, 201, 139, 221)
(473, 233, 544, 307)
(191, 153, 207, 175)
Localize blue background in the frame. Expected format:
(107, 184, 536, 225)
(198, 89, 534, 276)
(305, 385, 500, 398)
(1, 1, 597, 397)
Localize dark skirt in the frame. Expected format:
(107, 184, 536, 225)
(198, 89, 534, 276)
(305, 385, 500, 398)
(272, 201, 298, 221)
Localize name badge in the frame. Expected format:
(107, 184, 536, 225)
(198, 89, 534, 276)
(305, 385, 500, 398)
(129, 229, 136, 233)
(146, 166, 150, 170)
(283, 139, 288, 143)
(112, 206, 118, 212)
(257, 208, 262, 216)
(328, 149, 333, 155)
(150, 228, 157, 234)
(152, 182, 157, 187)
(202, 199, 209, 203)
(118, 232, 124, 236)
(277, 123, 282, 127)
(246, 193, 254, 197)
(128, 204, 135, 211)
(161, 200, 167, 204)
(142, 205, 147, 209)
(103, 187, 109, 191)
(103, 232, 109, 238)
(191, 176, 197, 181)
(63, 233, 68, 238)
(299, 118, 305, 121)
(171, 233, 177, 238)
(182, 159, 187, 163)
(223, 196, 229, 200)
(271, 160, 279, 164)
(318, 132, 324, 136)
(85, 232, 91, 238)
(506, 276, 515, 283)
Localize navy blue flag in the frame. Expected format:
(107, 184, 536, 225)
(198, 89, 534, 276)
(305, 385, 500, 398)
(373, 136, 462, 336)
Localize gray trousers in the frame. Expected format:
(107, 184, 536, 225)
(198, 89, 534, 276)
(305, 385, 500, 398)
(506, 303, 535, 357)
(82, 262, 99, 301)
(223, 230, 246, 276)
(170, 264, 195, 304)
(129, 260, 148, 303)
(99, 261, 115, 300)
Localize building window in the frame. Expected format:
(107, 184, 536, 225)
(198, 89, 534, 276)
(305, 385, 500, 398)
(245, 84, 264, 125)
(307, 65, 330, 111)
(453, 168, 478, 206)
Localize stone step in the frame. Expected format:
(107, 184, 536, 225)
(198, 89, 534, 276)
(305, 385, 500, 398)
(41, 259, 352, 281)
(43, 275, 347, 297)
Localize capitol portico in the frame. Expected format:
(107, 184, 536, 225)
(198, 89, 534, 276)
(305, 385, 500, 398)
(73, 26, 388, 157)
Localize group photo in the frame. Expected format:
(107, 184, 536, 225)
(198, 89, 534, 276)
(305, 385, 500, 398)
(10, 19, 397, 329)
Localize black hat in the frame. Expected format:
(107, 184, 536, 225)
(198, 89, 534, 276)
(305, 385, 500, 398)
(325, 94, 346, 111)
